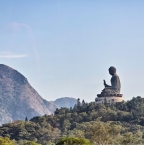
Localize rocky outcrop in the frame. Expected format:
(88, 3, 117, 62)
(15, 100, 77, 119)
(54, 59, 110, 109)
(0, 64, 57, 124)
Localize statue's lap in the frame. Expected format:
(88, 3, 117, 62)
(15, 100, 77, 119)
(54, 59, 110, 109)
(97, 88, 122, 97)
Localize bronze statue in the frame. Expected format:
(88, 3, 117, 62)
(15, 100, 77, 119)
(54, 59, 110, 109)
(97, 66, 122, 97)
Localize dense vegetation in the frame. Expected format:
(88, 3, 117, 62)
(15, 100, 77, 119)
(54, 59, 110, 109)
(56, 137, 91, 145)
(0, 96, 144, 144)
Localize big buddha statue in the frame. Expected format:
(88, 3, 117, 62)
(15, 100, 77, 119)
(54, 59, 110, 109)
(97, 66, 122, 97)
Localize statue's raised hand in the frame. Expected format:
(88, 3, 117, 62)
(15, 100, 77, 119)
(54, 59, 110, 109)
(103, 80, 106, 87)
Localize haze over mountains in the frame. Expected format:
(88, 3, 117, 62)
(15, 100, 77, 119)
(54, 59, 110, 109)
(51, 97, 77, 108)
(0, 64, 76, 124)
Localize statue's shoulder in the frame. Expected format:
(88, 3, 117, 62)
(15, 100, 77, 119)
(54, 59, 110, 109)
(113, 74, 120, 79)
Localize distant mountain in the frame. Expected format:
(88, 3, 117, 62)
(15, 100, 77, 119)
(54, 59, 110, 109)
(0, 64, 57, 124)
(51, 97, 77, 108)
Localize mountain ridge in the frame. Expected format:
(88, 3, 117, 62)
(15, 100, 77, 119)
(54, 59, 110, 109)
(0, 64, 57, 124)
(51, 97, 77, 108)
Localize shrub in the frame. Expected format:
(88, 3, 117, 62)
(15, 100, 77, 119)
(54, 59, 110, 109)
(0, 137, 13, 145)
(23, 141, 41, 145)
(56, 137, 91, 145)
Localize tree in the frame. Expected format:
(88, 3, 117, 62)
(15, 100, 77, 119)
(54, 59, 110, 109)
(56, 137, 91, 145)
(0, 137, 14, 145)
(82, 100, 85, 106)
(68, 129, 85, 138)
(23, 141, 41, 145)
(77, 98, 81, 107)
(62, 119, 71, 133)
(25, 116, 28, 122)
(120, 130, 143, 145)
(86, 122, 122, 145)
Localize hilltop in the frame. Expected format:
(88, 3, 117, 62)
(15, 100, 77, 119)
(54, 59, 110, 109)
(51, 97, 77, 108)
(0, 64, 57, 124)
(0, 96, 144, 144)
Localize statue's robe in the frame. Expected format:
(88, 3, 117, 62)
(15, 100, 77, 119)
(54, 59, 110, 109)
(102, 74, 121, 94)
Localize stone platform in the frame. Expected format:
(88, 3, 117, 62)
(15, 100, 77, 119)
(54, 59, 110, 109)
(95, 95, 124, 104)
(97, 94, 123, 97)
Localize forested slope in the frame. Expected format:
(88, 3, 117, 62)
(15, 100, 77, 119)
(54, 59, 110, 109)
(0, 96, 144, 145)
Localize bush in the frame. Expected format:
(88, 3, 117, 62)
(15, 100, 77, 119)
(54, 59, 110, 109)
(56, 137, 91, 145)
(23, 141, 41, 145)
(0, 137, 13, 145)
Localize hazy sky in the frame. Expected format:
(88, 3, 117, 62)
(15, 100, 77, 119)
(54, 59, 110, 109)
(0, 0, 144, 102)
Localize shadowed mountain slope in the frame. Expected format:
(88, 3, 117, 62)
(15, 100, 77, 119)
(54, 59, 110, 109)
(0, 64, 57, 124)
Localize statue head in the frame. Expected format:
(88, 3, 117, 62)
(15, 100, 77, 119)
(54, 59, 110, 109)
(109, 66, 116, 75)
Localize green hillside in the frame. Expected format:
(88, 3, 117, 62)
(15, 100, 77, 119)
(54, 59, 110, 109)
(0, 96, 144, 145)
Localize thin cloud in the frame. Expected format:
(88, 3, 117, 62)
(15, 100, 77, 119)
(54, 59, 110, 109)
(5, 22, 32, 32)
(0, 52, 28, 58)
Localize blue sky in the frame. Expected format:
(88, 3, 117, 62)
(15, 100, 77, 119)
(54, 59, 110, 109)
(0, 0, 144, 102)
